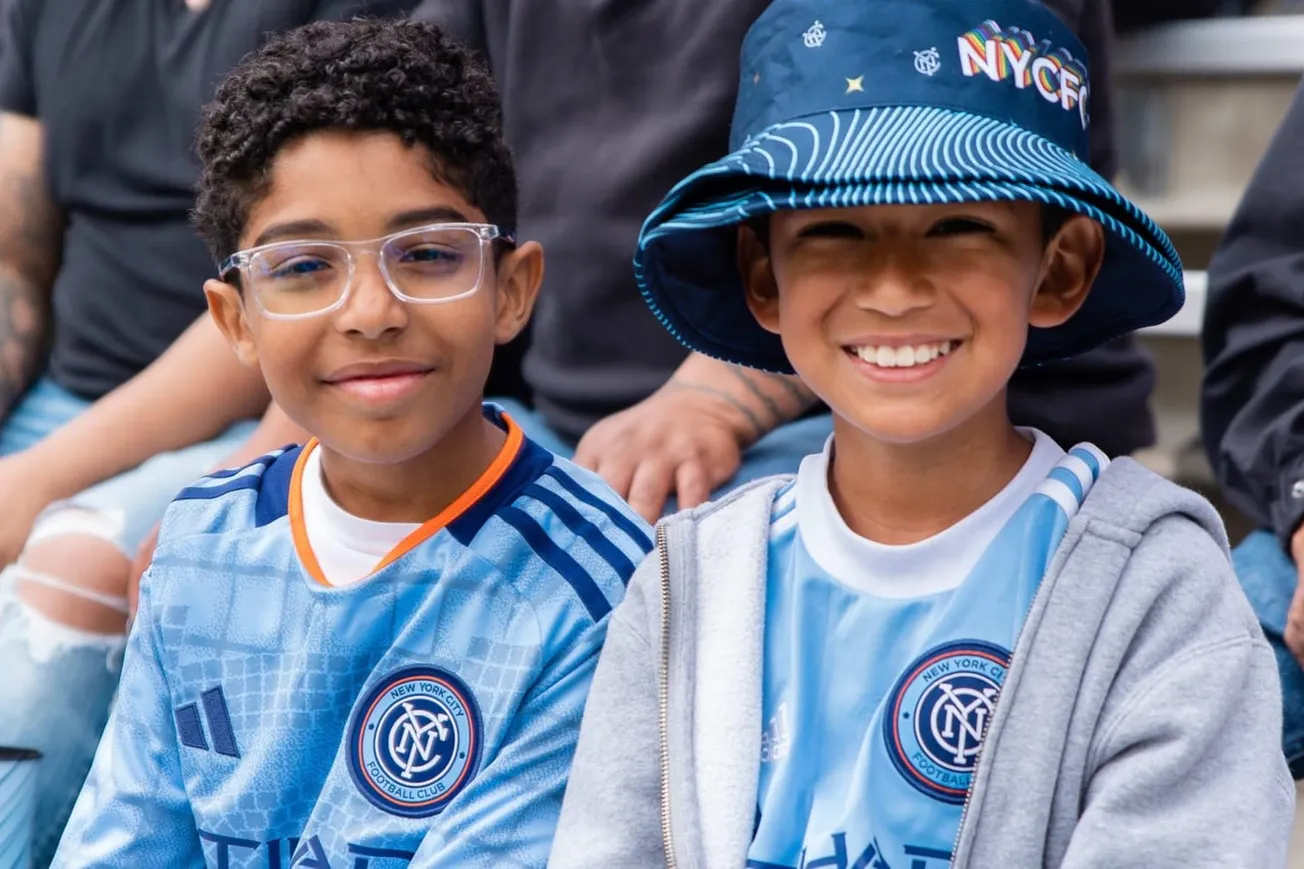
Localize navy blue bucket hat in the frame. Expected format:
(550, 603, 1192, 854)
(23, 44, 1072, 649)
(634, 0, 1184, 373)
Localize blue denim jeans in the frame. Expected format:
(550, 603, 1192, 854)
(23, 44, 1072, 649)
(489, 398, 834, 509)
(1231, 529, 1304, 778)
(0, 377, 257, 866)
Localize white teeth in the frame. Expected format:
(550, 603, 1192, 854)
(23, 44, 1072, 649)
(853, 341, 955, 368)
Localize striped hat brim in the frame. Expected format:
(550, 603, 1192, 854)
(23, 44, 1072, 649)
(635, 106, 1185, 374)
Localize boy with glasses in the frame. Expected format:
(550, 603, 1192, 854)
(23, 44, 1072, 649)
(52, 19, 649, 867)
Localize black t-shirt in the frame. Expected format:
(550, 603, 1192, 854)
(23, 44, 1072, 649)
(0, 0, 418, 401)
(424, 0, 1154, 455)
(419, 0, 776, 439)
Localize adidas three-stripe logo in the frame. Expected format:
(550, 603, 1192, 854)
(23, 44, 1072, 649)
(175, 686, 240, 758)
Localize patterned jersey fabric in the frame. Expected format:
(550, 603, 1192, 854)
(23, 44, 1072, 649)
(53, 407, 652, 869)
(749, 437, 1107, 869)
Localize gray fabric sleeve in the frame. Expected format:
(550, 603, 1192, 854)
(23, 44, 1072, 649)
(1060, 522, 1294, 868)
(549, 555, 667, 868)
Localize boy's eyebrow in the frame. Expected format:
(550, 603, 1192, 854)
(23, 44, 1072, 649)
(249, 208, 472, 249)
(386, 206, 471, 231)
(251, 219, 336, 248)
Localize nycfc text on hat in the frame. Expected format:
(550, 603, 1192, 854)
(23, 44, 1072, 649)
(956, 21, 1089, 130)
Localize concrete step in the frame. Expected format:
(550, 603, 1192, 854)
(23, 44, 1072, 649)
(1114, 16, 1304, 254)
(1107, 19, 1304, 498)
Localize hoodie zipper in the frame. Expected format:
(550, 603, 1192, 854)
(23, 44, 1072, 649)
(948, 708, 992, 866)
(656, 523, 679, 869)
(948, 590, 1044, 867)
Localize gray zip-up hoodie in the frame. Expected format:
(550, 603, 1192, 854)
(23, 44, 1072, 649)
(549, 458, 1294, 868)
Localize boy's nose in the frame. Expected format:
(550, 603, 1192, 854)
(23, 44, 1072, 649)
(335, 258, 410, 339)
(853, 250, 935, 317)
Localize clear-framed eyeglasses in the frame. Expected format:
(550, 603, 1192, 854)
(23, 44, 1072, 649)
(218, 222, 514, 320)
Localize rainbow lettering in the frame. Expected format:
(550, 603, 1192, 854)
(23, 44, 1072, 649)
(999, 27, 1037, 88)
(958, 21, 1004, 79)
(956, 20, 1090, 129)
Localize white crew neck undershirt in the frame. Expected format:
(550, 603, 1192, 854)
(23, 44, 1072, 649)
(298, 445, 422, 586)
(793, 428, 1065, 599)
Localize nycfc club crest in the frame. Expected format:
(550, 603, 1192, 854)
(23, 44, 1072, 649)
(914, 47, 941, 77)
(883, 641, 1010, 804)
(348, 666, 483, 818)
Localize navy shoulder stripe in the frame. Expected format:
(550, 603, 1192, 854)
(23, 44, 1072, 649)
(254, 446, 300, 527)
(447, 437, 553, 545)
(174, 475, 262, 502)
(172, 447, 300, 530)
(499, 505, 611, 622)
(206, 449, 290, 480)
(174, 447, 296, 502)
(522, 484, 636, 582)
(544, 466, 653, 553)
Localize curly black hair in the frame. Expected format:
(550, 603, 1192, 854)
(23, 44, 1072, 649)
(193, 18, 515, 263)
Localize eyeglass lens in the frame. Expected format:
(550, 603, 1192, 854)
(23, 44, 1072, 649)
(247, 226, 486, 317)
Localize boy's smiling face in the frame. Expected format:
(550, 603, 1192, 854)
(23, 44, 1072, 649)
(741, 200, 1104, 445)
(206, 129, 541, 466)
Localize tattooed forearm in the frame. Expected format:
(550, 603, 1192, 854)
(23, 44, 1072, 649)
(0, 270, 46, 413)
(0, 114, 64, 416)
(728, 366, 785, 424)
(665, 352, 820, 443)
(728, 365, 819, 426)
(771, 371, 817, 409)
(667, 376, 765, 439)
(669, 364, 820, 441)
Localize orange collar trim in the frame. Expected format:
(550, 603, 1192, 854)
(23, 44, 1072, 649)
(289, 413, 526, 587)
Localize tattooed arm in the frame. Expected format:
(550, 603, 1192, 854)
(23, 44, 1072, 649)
(0, 112, 61, 417)
(665, 352, 816, 442)
(573, 351, 818, 521)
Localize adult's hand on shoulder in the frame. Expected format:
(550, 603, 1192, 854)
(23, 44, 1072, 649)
(575, 354, 817, 522)
(0, 453, 57, 567)
(574, 382, 750, 523)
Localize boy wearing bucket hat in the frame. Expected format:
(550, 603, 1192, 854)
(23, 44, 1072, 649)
(549, 0, 1293, 866)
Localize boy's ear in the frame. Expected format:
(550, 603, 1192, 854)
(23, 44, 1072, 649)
(492, 240, 544, 345)
(1028, 215, 1106, 329)
(205, 279, 260, 368)
(738, 224, 781, 336)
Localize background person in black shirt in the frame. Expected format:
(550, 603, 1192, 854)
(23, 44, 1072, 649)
(110, 0, 1159, 572)
(412, 0, 1156, 524)
(106, 0, 1157, 545)
(0, 0, 418, 863)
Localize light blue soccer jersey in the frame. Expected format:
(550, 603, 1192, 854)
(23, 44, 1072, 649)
(748, 437, 1107, 869)
(53, 406, 652, 869)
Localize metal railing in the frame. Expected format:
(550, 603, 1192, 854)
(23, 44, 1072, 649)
(1115, 16, 1304, 77)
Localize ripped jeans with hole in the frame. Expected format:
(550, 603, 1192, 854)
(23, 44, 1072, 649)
(0, 569, 125, 868)
(0, 379, 261, 865)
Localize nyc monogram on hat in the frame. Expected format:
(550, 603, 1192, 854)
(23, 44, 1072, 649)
(635, 0, 1184, 374)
